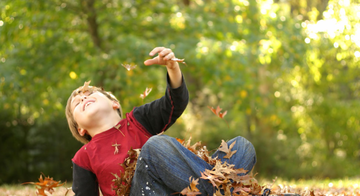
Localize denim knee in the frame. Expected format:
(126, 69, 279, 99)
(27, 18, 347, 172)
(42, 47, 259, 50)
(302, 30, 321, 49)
(141, 135, 173, 154)
(235, 136, 257, 168)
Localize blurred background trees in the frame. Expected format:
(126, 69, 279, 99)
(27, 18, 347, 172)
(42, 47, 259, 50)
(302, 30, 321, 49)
(0, 0, 359, 184)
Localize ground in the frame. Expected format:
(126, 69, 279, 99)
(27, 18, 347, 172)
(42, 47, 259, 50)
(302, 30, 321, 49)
(0, 178, 359, 196)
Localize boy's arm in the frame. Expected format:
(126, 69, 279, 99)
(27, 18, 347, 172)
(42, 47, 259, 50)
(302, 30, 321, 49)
(144, 47, 182, 88)
(133, 73, 188, 134)
(133, 47, 189, 134)
(72, 162, 99, 196)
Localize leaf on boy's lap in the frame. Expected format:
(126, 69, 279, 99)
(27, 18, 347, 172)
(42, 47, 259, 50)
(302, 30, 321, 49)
(112, 148, 140, 196)
(112, 138, 261, 196)
(176, 137, 261, 196)
(218, 140, 237, 159)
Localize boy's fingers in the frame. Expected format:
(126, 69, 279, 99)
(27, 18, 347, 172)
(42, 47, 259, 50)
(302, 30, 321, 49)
(159, 48, 172, 58)
(149, 47, 166, 56)
(144, 57, 158, 66)
(146, 47, 176, 66)
(163, 52, 175, 60)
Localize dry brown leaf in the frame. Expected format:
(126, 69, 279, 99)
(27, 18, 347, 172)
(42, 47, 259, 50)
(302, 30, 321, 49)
(23, 174, 65, 196)
(179, 177, 202, 196)
(208, 106, 227, 119)
(82, 81, 91, 92)
(218, 140, 237, 159)
(112, 148, 141, 196)
(122, 64, 137, 71)
(140, 87, 152, 100)
(207, 106, 229, 127)
(171, 57, 187, 65)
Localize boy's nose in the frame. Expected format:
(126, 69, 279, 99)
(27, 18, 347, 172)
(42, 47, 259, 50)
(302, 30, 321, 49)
(81, 96, 88, 102)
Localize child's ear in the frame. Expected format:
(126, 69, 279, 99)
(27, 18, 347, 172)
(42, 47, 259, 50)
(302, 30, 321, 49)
(78, 128, 87, 136)
(112, 101, 120, 110)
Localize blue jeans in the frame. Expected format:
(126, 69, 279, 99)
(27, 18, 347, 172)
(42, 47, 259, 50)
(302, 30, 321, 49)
(130, 135, 256, 196)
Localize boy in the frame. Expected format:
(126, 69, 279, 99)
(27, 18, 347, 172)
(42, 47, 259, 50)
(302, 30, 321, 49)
(66, 47, 256, 196)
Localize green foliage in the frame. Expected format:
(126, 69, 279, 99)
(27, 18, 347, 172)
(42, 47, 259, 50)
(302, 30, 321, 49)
(1, 0, 360, 184)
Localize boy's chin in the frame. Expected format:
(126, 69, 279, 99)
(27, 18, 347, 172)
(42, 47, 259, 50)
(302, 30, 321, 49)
(85, 109, 111, 119)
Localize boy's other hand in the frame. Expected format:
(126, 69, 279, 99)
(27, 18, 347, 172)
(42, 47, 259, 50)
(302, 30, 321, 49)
(144, 47, 179, 69)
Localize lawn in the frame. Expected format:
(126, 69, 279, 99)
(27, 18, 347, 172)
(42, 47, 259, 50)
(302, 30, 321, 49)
(259, 177, 360, 196)
(0, 178, 359, 196)
(0, 183, 73, 196)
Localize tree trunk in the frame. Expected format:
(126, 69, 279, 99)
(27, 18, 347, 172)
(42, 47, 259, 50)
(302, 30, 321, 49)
(81, 0, 102, 50)
(316, 0, 329, 20)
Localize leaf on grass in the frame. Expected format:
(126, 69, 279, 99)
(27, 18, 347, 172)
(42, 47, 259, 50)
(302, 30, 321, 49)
(122, 64, 137, 71)
(23, 173, 65, 196)
(140, 87, 152, 99)
(310, 190, 316, 196)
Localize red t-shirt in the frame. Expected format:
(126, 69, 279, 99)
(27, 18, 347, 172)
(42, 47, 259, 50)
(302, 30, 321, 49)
(72, 111, 152, 195)
(71, 74, 189, 196)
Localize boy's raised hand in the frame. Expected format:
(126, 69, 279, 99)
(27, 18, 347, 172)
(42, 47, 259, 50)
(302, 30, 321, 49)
(144, 46, 182, 88)
(144, 47, 179, 69)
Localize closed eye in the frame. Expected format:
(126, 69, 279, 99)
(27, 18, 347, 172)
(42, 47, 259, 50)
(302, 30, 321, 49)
(73, 91, 94, 109)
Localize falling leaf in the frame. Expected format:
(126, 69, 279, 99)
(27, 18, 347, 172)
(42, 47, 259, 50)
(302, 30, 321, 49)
(23, 173, 65, 196)
(140, 87, 152, 100)
(122, 64, 137, 71)
(208, 105, 229, 127)
(208, 105, 227, 119)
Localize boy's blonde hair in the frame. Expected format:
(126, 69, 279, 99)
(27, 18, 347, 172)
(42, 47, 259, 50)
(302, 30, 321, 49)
(65, 83, 123, 144)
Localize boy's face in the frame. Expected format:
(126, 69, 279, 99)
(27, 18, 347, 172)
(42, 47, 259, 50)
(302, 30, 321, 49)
(70, 90, 119, 132)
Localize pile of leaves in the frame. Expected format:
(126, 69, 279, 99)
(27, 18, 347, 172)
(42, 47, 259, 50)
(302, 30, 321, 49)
(22, 173, 67, 196)
(112, 137, 262, 196)
(177, 137, 262, 196)
(112, 148, 141, 196)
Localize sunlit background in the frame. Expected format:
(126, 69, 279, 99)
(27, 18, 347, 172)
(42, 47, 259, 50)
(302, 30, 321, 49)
(0, 0, 359, 187)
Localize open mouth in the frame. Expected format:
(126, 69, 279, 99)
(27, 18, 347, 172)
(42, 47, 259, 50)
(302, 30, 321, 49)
(83, 100, 95, 111)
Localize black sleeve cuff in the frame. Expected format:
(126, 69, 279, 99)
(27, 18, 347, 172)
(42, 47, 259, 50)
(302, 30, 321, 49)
(72, 162, 99, 196)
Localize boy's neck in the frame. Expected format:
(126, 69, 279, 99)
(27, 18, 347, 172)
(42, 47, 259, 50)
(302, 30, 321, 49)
(86, 115, 122, 137)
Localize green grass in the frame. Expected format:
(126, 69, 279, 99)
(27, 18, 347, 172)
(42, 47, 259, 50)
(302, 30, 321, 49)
(0, 183, 73, 196)
(258, 177, 360, 195)
(259, 177, 360, 187)
(1, 178, 359, 196)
